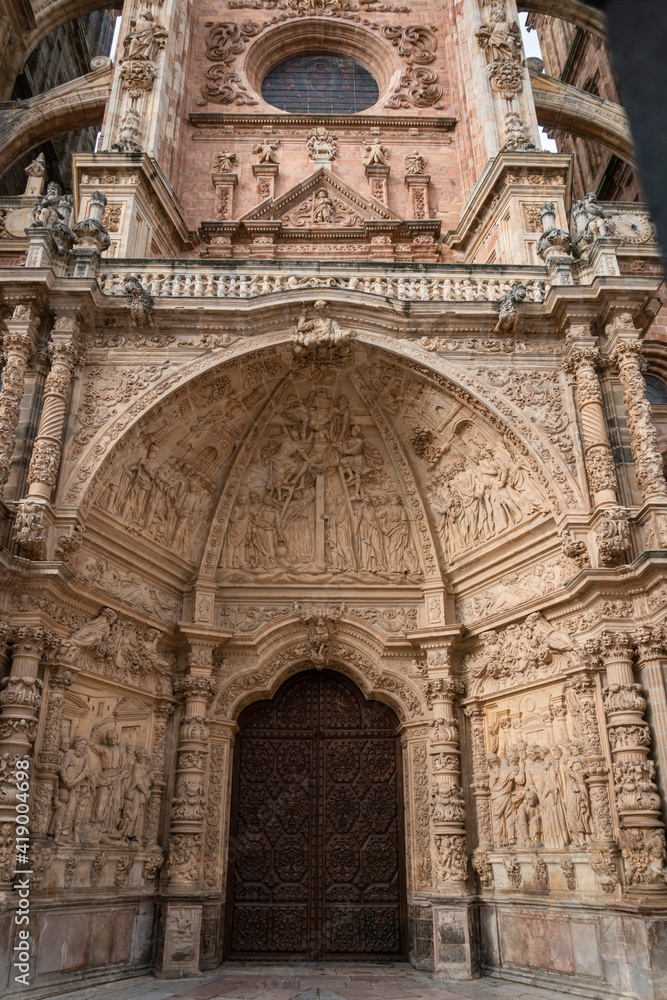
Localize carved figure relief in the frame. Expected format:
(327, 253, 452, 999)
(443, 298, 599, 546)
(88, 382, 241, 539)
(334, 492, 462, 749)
(218, 369, 421, 582)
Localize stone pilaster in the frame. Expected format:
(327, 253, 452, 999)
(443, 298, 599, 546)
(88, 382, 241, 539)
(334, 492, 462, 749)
(635, 625, 667, 811)
(423, 651, 468, 890)
(563, 330, 619, 506)
(608, 318, 667, 503)
(212, 172, 238, 221)
(463, 702, 492, 843)
(32, 665, 73, 836)
(600, 631, 667, 891)
(144, 698, 174, 849)
(0, 305, 38, 496)
(27, 318, 81, 501)
(165, 639, 217, 893)
(0, 625, 50, 883)
(564, 671, 616, 846)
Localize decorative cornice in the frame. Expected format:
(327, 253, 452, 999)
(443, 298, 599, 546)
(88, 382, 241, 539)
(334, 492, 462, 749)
(190, 112, 456, 131)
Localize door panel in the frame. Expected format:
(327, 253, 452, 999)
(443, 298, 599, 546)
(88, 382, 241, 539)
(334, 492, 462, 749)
(227, 670, 405, 960)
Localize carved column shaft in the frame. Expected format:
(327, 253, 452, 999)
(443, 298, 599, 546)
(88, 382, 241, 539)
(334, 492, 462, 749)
(144, 699, 174, 849)
(0, 307, 37, 495)
(610, 333, 667, 503)
(464, 703, 492, 851)
(563, 342, 618, 505)
(166, 649, 216, 890)
(32, 665, 73, 836)
(635, 627, 667, 810)
(600, 632, 667, 889)
(27, 322, 81, 500)
(424, 660, 468, 888)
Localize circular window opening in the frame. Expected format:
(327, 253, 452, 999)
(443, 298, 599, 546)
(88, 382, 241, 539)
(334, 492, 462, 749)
(262, 54, 379, 114)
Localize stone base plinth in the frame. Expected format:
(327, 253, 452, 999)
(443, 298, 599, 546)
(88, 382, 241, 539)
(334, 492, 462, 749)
(153, 903, 202, 978)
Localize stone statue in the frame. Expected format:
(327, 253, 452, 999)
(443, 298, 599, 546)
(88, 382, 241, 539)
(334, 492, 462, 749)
(123, 275, 155, 327)
(28, 182, 72, 229)
(89, 728, 129, 835)
(573, 192, 614, 240)
(494, 283, 527, 335)
(122, 8, 168, 62)
(404, 149, 427, 174)
(121, 747, 153, 846)
(252, 140, 280, 163)
(475, 7, 523, 63)
(312, 188, 335, 225)
(362, 138, 390, 166)
(60, 607, 118, 661)
(54, 737, 94, 844)
(212, 150, 239, 173)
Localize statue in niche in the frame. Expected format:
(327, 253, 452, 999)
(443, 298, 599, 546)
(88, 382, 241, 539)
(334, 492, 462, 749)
(475, 6, 523, 64)
(404, 149, 427, 175)
(53, 736, 95, 845)
(122, 8, 168, 62)
(362, 138, 390, 166)
(313, 187, 335, 225)
(89, 728, 129, 835)
(220, 384, 420, 580)
(121, 747, 153, 846)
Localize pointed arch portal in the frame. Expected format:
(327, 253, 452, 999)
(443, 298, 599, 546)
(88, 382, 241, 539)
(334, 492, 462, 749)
(226, 669, 407, 960)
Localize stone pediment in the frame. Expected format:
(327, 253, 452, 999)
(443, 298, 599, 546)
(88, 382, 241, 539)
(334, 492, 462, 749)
(239, 168, 403, 230)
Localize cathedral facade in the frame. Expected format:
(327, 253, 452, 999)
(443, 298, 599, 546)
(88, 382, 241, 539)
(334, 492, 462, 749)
(1, 0, 667, 996)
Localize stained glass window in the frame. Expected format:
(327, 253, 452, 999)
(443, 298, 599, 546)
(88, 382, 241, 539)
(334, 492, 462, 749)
(262, 54, 379, 114)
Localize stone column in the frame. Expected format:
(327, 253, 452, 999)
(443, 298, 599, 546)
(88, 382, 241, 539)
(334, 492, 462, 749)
(424, 669, 468, 890)
(463, 703, 494, 890)
(160, 639, 216, 975)
(26, 318, 81, 501)
(563, 333, 619, 506)
(608, 321, 667, 503)
(0, 305, 38, 495)
(144, 698, 174, 850)
(0, 626, 50, 884)
(600, 631, 667, 891)
(32, 665, 73, 836)
(634, 625, 667, 810)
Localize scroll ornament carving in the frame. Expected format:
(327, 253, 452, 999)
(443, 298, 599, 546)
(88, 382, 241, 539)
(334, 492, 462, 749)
(588, 848, 619, 892)
(383, 26, 444, 109)
(477, 368, 574, 467)
(595, 507, 631, 566)
(466, 613, 578, 695)
(476, 4, 525, 100)
(282, 190, 364, 228)
(200, 22, 263, 105)
(473, 851, 494, 888)
(13, 500, 47, 558)
(559, 527, 590, 568)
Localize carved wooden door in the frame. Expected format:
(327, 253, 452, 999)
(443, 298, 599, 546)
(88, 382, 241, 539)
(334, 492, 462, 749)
(227, 670, 406, 960)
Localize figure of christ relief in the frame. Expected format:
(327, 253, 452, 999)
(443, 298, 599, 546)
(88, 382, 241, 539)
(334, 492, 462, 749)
(220, 387, 421, 581)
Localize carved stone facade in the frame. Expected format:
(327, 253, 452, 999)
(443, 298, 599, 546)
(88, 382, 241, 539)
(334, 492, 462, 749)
(1, 0, 667, 996)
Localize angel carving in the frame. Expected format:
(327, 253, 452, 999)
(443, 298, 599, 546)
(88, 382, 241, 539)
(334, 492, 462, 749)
(252, 140, 280, 163)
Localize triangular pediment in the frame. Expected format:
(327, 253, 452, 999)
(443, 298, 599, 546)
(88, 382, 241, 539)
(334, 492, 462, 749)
(240, 168, 403, 228)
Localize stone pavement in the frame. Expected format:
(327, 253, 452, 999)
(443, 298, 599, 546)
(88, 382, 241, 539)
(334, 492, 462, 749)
(52, 964, 586, 1000)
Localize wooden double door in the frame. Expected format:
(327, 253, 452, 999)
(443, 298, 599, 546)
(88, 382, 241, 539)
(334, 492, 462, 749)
(226, 670, 406, 960)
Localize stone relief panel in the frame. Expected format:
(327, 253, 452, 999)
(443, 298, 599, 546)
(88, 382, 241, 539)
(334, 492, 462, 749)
(85, 351, 287, 567)
(216, 367, 423, 583)
(456, 554, 581, 625)
(464, 613, 580, 697)
(483, 685, 593, 851)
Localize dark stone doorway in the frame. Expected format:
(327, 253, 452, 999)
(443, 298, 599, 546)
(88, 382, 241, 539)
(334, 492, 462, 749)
(226, 669, 407, 960)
